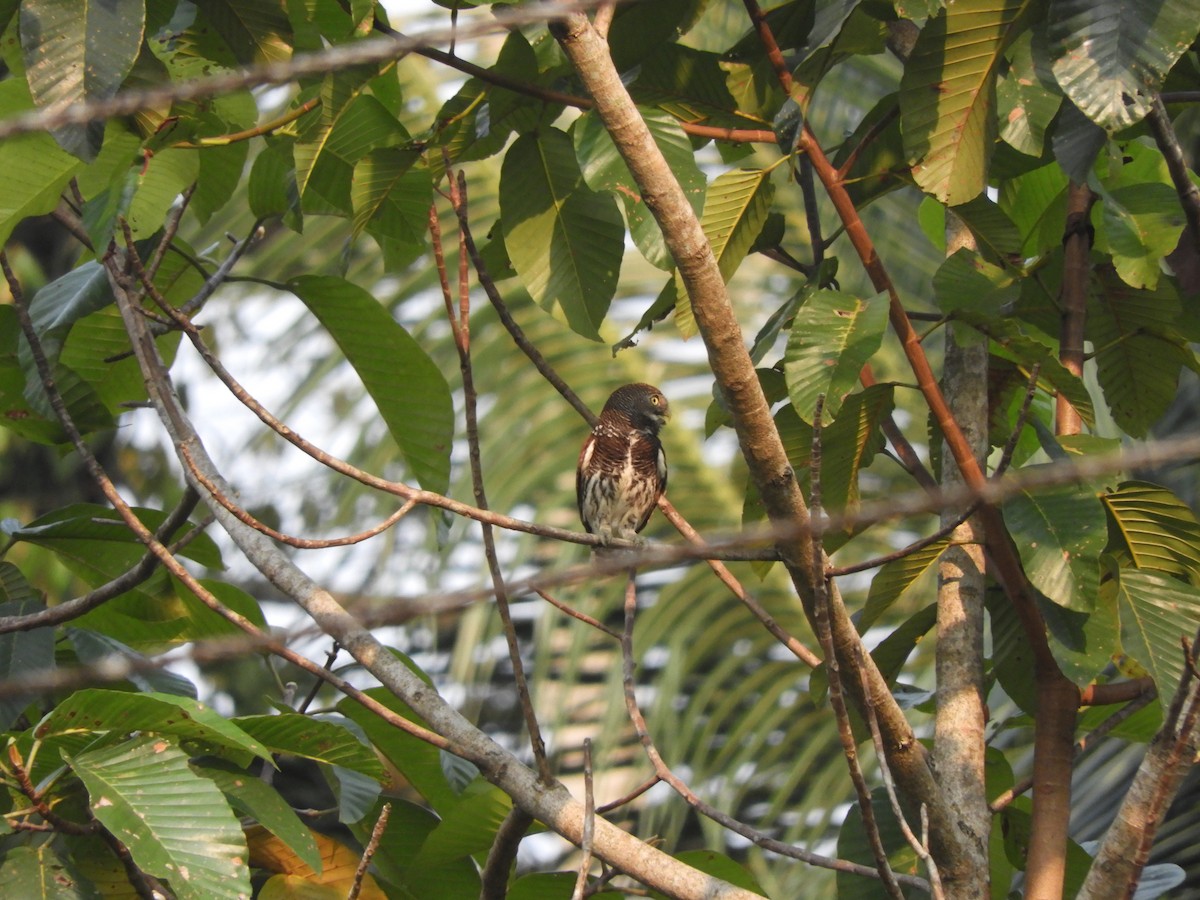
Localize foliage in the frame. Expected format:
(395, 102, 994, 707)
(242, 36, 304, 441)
(0, 0, 1199, 898)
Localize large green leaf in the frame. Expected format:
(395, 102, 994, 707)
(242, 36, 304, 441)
(624, 166, 773, 344)
(412, 780, 511, 867)
(1089, 269, 1189, 438)
(900, 0, 1034, 204)
(202, 0, 293, 65)
(1104, 481, 1200, 583)
(1116, 570, 1200, 711)
(69, 736, 250, 900)
(775, 384, 894, 519)
(19, 0, 145, 160)
(1047, 0, 1200, 130)
(350, 148, 429, 245)
(499, 130, 625, 341)
(294, 73, 406, 216)
(999, 160, 1070, 256)
(996, 31, 1062, 158)
(784, 288, 889, 424)
(0, 80, 83, 246)
(1094, 183, 1186, 291)
(289, 274, 453, 494)
(17, 261, 113, 413)
(337, 688, 458, 811)
(573, 108, 706, 271)
(1002, 477, 1106, 611)
(630, 45, 770, 132)
(196, 759, 322, 873)
(233, 713, 386, 780)
(37, 689, 272, 762)
(933, 248, 1020, 329)
(859, 538, 950, 632)
(66, 628, 197, 698)
(673, 167, 774, 336)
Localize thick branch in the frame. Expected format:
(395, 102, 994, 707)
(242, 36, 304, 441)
(550, 7, 965, 872)
(932, 215, 990, 898)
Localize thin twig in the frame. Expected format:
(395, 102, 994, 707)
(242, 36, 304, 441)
(596, 775, 660, 815)
(854, 646, 944, 898)
(811, 397, 905, 899)
(535, 589, 621, 639)
(572, 738, 597, 900)
(441, 171, 551, 783)
(618, 559, 929, 889)
(349, 802, 390, 900)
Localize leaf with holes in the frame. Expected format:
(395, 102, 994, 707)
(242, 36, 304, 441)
(69, 736, 250, 900)
(1003, 477, 1106, 611)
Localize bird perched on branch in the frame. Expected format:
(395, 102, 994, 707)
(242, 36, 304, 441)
(577, 383, 669, 553)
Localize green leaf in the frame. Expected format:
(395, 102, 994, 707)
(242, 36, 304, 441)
(630, 44, 770, 132)
(499, 130, 625, 341)
(1103, 480, 1200, 583)
(837, 786, 922, 898)
(249, 140, 300, 226)
(19, 0, 145, 160)
(202, 0, 293, 65)
(196, 759, 322, 873)
(1116, 570, 1200, 712)
(37, 690, 272, 761)
(671, 167, 774, 337)
(413, 781, 512, 867)
(18, 261, 113, 413)
(233, 713, 386, 780)
(859, 538, 949, 632)
(66, 628, 198, 698)
(953, 309, 1097, 426)
(1089, 269, 1189, 437)
(0, 596, 53, 729)
(294, 73, 406, 216)
(337, 687, 458, 811)
(1047, 0, 1200, 130)
(0, 845, 82, 899)
(784, 289, 889, 424)
(289, 275, 453, 494)
(0, 80, 84, 246)
(1094, 183, 1186, 291)
(574, 108, 706, 270)
(70, 735, 251, 900)
(9, 503, 222, 569)
(932, 249, 1019, 330)
(999, 161, 1070, 256)
(996, 31, 1062, 158)
(1002, 477, 1106, 610)
(350, 149, 430, 246)
(126, 148, 201, 238)
(900, 0, 1034, 204)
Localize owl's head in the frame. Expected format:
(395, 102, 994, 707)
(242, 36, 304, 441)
(602, 383, 670, 435)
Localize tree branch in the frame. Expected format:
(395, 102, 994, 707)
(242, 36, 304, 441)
(550, 5, 966, 875)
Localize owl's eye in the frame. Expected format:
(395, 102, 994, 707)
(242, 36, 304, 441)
(651, 395, 661, 405)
